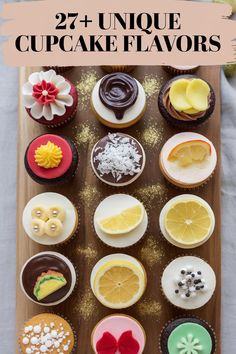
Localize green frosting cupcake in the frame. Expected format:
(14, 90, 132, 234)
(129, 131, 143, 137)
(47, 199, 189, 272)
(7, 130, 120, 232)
(167, 322, 212, 354)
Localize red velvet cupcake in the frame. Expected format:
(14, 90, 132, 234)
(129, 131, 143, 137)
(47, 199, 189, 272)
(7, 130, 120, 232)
(22, 69, 78, 128)
(24, 134, 79, 185)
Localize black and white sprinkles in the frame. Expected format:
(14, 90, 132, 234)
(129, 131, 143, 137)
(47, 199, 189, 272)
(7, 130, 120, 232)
(93, 133, 142, 182)
(174, 265, 208, 299)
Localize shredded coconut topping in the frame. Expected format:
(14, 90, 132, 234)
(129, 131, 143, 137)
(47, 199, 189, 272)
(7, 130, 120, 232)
(94, 133, 142, 182)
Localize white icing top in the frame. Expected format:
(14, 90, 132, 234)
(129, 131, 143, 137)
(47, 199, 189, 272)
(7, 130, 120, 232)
(22, 192, 78, 245)
(160, 132, 217, 186)
(22, 70, 73, 121)
(94, 194, 148, 248)
(161, 256, 216, 309)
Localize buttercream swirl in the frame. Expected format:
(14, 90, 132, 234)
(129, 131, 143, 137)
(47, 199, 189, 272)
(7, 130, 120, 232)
(34, 141, 63, 169)
(163, 80, 209, 122)
(22, 69, 73, 121)
(99, 73, 138, 119)
(177, 334, 203, 354)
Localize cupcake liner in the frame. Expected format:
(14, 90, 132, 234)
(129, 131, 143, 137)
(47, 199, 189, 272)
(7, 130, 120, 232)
(101, 65, 136, 73)
(18, 312, 77, 354)
(159, 315, 217, 354)
(158, 74, 216, 129)
(43, 66, 74, 74)
(91, 191, 150, 249)
(163, 65, 200, 76)
(160, 253, 216, 311)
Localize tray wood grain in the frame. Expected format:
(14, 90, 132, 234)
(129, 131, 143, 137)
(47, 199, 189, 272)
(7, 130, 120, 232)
(16, 66, 221, 354)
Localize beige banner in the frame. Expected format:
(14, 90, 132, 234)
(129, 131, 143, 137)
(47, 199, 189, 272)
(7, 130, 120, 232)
(0, 0, 236, 66)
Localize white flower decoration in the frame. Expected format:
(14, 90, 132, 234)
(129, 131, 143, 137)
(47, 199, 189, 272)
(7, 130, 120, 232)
(22, 70, 73, 121)
(177, 334, 203, 354)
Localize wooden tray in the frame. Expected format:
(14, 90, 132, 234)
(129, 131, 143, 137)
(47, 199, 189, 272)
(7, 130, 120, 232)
(17, 66, 221, 353)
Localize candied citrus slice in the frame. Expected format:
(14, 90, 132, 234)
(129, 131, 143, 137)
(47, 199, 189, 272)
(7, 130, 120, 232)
(169, 79, 192, 111)
(186, 79, 210, 111)
(168, 140, 211, 167)
(97, 204, 144, 235)
(164, 200, 213, 245)
(93, 260, 145, 308)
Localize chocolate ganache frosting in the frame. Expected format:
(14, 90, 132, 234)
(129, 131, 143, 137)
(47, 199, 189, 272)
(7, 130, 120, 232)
(21, 253, 72, 304)
(99, 73, 138, 119)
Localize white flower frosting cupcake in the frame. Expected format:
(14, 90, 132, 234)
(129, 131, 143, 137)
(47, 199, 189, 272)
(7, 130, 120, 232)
(22, 69, 78, 127)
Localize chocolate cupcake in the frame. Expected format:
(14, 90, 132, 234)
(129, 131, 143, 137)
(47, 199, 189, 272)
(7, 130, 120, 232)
(91, 73, 146, 128)
(20, 251, 76, 306)
(101, 65, 136, 73)
(24, 134, 79, 185)
(43, 66, 74, 74)
(158, 75, 215, 128)
(163, 65, 199, 75)
(91, 133, 146, 187)
(160, 317, 216, 354)
(22, 69, 78, 127)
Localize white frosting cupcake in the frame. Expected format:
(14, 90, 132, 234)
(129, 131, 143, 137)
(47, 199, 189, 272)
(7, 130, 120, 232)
(22, 192, 78, 245)
(94, 194, 148, 248)
(161, 256, 216, 310)
(159, 132, 217, 188)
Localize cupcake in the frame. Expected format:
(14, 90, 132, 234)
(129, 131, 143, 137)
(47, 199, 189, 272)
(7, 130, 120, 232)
(91, 133, 146, 187)
(158, 75, 215, 128)
(159, 132, 217, 188)
(24, 134, 79, 185)
(22, 192, 78, 245)
(91, 314, 146, 354)
(20, 251, 77, 306)
(90, 254, 147, 309)
(160, 317, 216, 354)
(22, 69, 78, 127)
(101, 65, 136, 73)
(43, 66, 74, 74)
(161, 256, 216, 310)
(19, 313, 75, 353)
(159, 194, 215, 249)
(91, 73, 146, 128)
(94, 194, 148, 248)
(163, 65, 199, 75)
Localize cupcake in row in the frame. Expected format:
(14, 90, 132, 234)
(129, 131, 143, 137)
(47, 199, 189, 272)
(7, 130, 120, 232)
(18, 252, 215, 312)
(19, 312, 216, 354)
(22, 69, 216, 130)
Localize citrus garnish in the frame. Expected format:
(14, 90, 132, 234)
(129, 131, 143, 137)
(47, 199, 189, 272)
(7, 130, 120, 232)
(164, 200, 213, 245)
(98, 204, 144, 235)
(186, 79, 210, 111)
(93, 260, 146, 308)
(169, 79, 192, 111)
(168, 140, 211, 167)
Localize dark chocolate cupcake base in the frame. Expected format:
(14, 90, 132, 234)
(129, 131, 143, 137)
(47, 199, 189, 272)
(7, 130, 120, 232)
(160, 317, 216, 354)
(24, 135, 79, 185)
(158, 75, 216, 128)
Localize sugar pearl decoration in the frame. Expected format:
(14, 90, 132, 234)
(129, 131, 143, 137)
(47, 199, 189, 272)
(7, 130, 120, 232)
(22, 337, 29, 345)
(40, 344, 48, 352)
(44, 326, 50, 334)
(31, 337, 39, 345)
(33, 325, 41, 334)
(26, 349, 32, 354)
